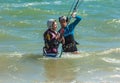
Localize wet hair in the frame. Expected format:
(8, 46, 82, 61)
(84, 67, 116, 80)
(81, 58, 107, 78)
(59, 16, 68, 22)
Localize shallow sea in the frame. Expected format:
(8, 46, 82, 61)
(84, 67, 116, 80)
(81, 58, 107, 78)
(0, 0, 120, 83)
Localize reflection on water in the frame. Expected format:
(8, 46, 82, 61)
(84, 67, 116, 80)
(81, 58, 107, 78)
(0, 52, 120, 83)
(0, 55, 80, 83)
(43, 59, 78, 82)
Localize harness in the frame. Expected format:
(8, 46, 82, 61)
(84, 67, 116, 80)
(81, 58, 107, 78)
(63, 42, 75, 49)
(44, 29, 60, 53)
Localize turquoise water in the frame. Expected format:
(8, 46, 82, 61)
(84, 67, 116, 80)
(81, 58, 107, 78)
(0, 0, 120, 83)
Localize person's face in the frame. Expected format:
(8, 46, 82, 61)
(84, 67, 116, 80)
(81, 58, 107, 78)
(60, 20, 67, 28)
(52, 21, 57, 30)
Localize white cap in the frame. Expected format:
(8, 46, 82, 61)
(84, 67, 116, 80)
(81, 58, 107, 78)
(59, 16, 67, 21)
(47, 19, 56, 29)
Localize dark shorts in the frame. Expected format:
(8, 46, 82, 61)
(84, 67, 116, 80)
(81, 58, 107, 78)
(62, 43, 77, 52)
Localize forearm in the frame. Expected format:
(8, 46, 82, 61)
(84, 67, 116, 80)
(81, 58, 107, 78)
(75, 15, 82, 23)
(70, 15, 82, 27)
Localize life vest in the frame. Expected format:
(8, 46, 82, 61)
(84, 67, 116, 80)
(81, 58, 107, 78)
(44, 29, 59, 53)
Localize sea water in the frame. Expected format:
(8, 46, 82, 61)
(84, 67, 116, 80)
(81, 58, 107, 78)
(0, 0, 120, 83)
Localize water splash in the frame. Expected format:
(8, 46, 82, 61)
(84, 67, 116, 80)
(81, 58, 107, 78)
(102, 57, 120, 64)
(97, 48, 120, 55)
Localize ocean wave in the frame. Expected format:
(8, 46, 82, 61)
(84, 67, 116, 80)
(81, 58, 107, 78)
(61, 52, 90, 59)
(0, 51, 90, 60)
(107, 19, 120, 24)
(84, 0, 100, 1)
(109, 74, 120, 78)
(54, 1, 61, 4)
(0, 27, 40, 40)
(0, 1, 62, 9)
(0, 29, 26, 40)
(1, 48, 119, 58)
(0, 2, 49, 8)
(102, 57, 120, 64)
(97, 48, 120, 55)
(7, 52, 23, 58)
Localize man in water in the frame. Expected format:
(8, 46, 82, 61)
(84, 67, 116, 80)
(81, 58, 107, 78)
(59, 12, 82, 54)
(43, 19, 64, 57)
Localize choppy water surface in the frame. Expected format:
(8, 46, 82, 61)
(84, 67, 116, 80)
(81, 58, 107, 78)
(0, 0, 120, 82)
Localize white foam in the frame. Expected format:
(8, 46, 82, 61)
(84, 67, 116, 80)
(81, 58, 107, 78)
(102, 57, 120, 64)
(110, 75, 120, 78)
(84, 0, 100, 1)
(54, 1, 62, 5)
(61, 52, 90, 58)
(97, 48, 120, 55)
(9, 52, 23, 58)
(107, 19, 120, 24)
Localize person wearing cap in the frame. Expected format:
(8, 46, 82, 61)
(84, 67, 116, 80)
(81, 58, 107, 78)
(59, 12, 82, 54)
(43, 19, 64, 57)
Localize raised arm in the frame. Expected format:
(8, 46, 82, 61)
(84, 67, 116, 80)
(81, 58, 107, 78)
(69, 15, 82, 30)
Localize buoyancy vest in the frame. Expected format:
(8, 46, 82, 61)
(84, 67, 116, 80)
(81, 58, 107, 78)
(44, 29, 59, 53)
